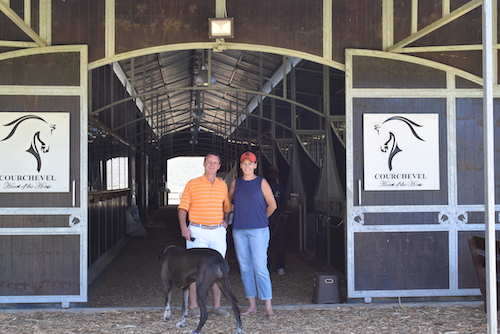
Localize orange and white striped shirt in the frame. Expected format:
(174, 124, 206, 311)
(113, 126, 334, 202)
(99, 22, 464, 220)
(178, 174, 231, 225)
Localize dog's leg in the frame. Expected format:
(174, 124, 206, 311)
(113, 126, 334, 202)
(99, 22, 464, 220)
(163, 287, 172, 321)
(191, 275, 211, 334)
(216, 279, 244, 334)
(176, 287, 189, 328)
(162, 280, 172, 321)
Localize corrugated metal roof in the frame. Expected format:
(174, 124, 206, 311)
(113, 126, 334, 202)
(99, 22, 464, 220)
(115, 49, 345, 160)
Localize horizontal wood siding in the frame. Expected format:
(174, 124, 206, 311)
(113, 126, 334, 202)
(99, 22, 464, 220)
(352, 56, 447, 89)
(458, 231, 500, 289)
(115, 0, 214, 54)
(456, 98, 500, 205)
(228, 0, 323, 57)
(0, 52, 80, 86)
(354, 232, 449, 290)
(331, 0, 382, 63)
(52, 0, 106, 62)
(0, 235, 80, 295)
(0, 216, 69, 228)
(363, 212, 440, 225)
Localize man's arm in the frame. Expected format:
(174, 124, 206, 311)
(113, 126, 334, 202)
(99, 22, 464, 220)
(178, 208, 191, 240)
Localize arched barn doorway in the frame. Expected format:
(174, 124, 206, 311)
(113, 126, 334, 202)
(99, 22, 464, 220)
(86, 47, 348, 306)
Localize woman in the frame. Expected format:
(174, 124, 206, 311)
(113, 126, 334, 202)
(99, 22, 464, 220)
(229, 151, 278, 318)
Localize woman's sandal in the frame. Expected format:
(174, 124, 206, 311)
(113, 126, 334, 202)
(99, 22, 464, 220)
(241, 309, 257, 316)
(266, 312, 277, 319)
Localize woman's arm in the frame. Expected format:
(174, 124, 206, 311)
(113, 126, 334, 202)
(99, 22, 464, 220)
(261, 178, 277, 217)
(229, 178, 236, 200)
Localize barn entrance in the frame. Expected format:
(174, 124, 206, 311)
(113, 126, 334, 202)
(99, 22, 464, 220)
(86, 48, 348, 306)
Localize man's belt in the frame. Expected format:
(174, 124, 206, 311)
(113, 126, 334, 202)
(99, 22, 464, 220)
(190, 222, 222, 230)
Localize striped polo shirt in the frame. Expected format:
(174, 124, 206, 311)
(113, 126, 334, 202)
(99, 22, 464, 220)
(178, 174, 231, 225)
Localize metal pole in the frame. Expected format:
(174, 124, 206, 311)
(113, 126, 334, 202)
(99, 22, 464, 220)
(482, 1, 497, 332)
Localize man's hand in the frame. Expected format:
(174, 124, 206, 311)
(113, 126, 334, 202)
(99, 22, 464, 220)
(181, 225, 192, 241)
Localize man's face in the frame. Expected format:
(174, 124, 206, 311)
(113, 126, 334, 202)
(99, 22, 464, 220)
(204, 154, 221, 174)
(267, 170, 278, 181)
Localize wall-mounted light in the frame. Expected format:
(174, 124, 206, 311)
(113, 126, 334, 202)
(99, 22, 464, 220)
(209, 18, 234, 39)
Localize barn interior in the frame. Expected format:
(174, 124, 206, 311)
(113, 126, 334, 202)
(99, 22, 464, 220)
(86, 49, 348, 306)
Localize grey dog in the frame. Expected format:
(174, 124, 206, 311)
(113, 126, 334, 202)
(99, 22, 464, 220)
(158, 245, 244, 334)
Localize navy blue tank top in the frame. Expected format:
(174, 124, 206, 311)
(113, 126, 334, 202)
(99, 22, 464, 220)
(233, 177, 268, 229)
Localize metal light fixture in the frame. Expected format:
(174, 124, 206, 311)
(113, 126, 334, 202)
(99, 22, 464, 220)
(191, 110, 205, 118)
(209, 18, 234, 39)
(195, 65, 216, 86)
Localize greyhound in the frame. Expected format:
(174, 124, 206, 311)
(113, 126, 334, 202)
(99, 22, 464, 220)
(158, 245, 244, 334)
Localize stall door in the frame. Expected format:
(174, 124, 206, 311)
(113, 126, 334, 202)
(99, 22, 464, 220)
(0, 46, 88, 307)
(345, 49, 499, 302)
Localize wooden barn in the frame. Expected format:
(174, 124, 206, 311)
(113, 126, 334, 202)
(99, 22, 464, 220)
(0, 0, 499, 309)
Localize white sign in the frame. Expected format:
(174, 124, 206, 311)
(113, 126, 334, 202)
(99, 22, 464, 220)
(0, 112, 70, 192)
(363, 113, 440, 191)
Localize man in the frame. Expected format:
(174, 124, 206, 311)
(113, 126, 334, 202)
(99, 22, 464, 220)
(266, 166, 287, 275)
(178, 152, 232, 317)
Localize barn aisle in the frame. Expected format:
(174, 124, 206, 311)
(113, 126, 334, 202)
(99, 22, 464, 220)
(87, 206, 341, 308)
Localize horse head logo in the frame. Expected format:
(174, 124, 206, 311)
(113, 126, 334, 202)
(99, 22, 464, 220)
(1, 115, 56, 172)
(374, 116, 425, 171)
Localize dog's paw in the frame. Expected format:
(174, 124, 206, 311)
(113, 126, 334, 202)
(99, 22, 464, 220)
(175, 320, 186, 328)
(162, 309, 171, 321)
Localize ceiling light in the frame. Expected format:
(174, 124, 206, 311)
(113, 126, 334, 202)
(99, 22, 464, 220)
(209, 18, 234, 39)
(191, 110, 205, 118)
(195, 66, 216, 86)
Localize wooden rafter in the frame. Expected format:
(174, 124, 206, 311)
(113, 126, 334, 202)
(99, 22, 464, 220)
(0, 0, 46, 47)
(387, 0, 482, 53)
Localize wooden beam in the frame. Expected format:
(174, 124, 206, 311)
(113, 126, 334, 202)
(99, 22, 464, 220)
(215, 0, 226, 18)
(24, 0, 31, 26)
(411, 0, 418, 33)
(0, 0, 46, 46)
(398, 44, 499, 53)
(0, 40, 38, 48)
(443, 0, 451, 16)
(388, 0, 482, 52)
(382, 0, 394, 50)
(39, 0, 51, 45)
(105, 0, 115, 58)
(323, 0, 332, 60)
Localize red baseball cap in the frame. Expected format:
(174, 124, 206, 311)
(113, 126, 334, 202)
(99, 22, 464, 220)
(240, 151, 257, 163)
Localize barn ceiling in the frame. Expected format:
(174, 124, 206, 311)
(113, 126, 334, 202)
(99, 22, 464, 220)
(111, 49, 346, 160)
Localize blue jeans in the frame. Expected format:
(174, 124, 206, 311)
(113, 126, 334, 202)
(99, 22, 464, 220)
(233, 227, 273, 300)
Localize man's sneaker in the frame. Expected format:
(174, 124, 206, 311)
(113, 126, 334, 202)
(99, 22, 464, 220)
(213, 307, 230, 316)
(188, 307, 200, 317)
(277, 268, 286, 275)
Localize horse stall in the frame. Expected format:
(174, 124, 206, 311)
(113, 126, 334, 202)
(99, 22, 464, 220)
(0, 46, 88, 307)
(345, 49, 500, 302)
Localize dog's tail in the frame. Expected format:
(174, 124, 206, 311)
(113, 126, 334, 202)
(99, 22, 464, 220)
(219, 262, 239, 304)
(157, 248, 167, 261)
(157, 245, 177, 261)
